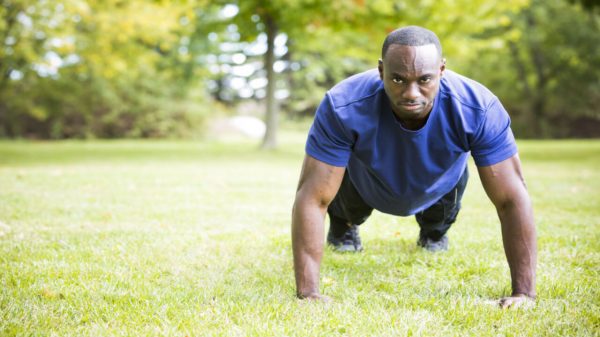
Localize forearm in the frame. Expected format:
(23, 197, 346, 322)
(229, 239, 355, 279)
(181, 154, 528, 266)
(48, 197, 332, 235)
(497, 196, 537, 297)
(291, 197, 327, 298)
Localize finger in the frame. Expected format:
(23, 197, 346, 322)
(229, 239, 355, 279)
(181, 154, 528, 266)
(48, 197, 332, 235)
(312, 294, 332, 303)
(302, 294, 332, 302)
(509, 298, 525, 309)
(499, 296, 525, 309)
(500, 296, 529, 309)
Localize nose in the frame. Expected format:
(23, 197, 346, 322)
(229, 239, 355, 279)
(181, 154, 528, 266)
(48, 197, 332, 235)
(401, 82, 421, 101)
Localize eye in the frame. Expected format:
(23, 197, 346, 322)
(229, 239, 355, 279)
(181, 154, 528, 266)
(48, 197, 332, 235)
(420, 77, 432, 84)
(392, 77, 404, 84)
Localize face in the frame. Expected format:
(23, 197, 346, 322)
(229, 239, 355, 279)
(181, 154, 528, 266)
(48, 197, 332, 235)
(378, 44, 445, 125)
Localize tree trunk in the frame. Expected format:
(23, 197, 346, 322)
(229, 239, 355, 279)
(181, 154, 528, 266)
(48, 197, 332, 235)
(261, 14, 278, 149)
(508, 41, 531, 98)
(525, 7, 548, 137)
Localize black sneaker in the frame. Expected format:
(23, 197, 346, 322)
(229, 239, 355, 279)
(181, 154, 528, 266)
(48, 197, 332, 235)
(327, 224, 363, 252)
(417, 234, 449, 252)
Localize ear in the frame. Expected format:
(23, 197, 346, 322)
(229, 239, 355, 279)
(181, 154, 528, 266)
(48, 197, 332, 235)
(378, 59, 384, 80)
(440, 58, 446, 76)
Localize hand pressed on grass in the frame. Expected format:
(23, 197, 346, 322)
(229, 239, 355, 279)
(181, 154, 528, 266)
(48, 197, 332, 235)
(499, 294, 535, 309)
(297, 292, 332, 303)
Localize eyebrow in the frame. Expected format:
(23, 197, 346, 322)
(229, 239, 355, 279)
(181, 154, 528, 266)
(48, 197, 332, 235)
(390, 72, 436, 79)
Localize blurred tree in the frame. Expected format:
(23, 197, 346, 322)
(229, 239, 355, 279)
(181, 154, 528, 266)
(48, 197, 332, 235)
(569, 0, 599, 10)
(0, 0, 211, 138)
(465, 0, 600, 137)
(214, 0, 530, 148)
(284, 0, 531, 117)
(222, 0, 361, 149)
(0, 0, 63, 136)
(3, 0, 596, 139)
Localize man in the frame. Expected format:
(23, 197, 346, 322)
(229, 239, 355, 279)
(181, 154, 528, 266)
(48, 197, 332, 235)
(291, 26, 536, 308)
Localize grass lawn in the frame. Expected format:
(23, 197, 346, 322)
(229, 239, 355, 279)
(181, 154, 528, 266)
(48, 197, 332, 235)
(0, 126, 599, 336)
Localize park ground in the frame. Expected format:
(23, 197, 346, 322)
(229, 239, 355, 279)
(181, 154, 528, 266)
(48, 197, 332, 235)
(0, 123, 599, 336)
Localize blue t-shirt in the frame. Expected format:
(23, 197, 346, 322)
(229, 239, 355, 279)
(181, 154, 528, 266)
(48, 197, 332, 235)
(306, 69, 517, 216)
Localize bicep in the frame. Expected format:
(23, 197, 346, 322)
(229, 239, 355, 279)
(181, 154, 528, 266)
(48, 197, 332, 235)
(295, 155, 345, 208)
(477, 154, 529, 209)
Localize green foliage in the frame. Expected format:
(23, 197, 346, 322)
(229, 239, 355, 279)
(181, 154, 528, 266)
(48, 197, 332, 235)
(459, 0, 600, 138)
(0, 0, 210, 138)
(0, 0, 598, 138)
(275, 0, 532, 117)
(0, 132, 599, 335)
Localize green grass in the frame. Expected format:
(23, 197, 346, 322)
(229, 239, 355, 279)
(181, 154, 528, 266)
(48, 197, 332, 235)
(0, 128, 599, 336)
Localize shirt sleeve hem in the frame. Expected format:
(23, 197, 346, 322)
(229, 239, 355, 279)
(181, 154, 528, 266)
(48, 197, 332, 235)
(473, 147, 518, 167)
(305, 148, 349, 167)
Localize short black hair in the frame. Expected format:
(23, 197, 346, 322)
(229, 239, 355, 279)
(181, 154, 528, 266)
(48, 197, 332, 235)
(381, 26, 442, 59)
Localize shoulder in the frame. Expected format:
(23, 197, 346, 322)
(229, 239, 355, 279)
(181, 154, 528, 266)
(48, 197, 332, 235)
(438, 69, 499, 112)
(434, 70, 513, 152)
(327, 69, 384, 109)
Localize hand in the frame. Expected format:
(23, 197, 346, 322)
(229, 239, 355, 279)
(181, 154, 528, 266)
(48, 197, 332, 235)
(297, 292, 332, 303)
(499, 294, 535, 309)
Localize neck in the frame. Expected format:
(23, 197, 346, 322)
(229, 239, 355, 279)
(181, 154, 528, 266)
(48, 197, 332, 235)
(393, 111, 431, 130)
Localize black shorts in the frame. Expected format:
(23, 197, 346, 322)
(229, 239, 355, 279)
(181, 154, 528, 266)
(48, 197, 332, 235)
(327, 167, 469, 240)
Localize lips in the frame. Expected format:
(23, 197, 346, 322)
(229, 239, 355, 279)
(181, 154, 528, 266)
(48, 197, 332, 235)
(399, 102, 423, 111)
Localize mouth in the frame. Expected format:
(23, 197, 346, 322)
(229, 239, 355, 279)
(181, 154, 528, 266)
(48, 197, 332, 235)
(398, 102, 423, 111)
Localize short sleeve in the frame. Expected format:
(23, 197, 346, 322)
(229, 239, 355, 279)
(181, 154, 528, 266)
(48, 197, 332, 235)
(305, 93, 354, 167)
(470, 99, 518, 167)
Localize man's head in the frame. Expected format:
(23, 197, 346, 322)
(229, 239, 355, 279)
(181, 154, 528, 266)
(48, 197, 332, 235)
(378, 26, 446, 129)
(381, 26, 442, 59)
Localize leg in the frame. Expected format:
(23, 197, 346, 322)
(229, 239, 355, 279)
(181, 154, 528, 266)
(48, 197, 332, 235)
(327, 171, 374, 251)
(415, 167, 469, 250)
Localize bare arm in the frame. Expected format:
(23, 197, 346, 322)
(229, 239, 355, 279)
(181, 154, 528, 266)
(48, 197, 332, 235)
(292, 155, 345, 300)
(477, 154, 537, 308)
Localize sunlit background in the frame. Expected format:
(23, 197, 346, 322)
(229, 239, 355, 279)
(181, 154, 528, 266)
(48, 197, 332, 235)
(1, 0, 598, 144)
(1, 2, 600, 335)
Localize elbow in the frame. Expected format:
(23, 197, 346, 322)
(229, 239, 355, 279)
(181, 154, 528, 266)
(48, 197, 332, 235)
(494, 193, 535, 229)
(495, 197, 516, 214)
(492, 183, 532, 214)
(294, 188, 334, 213)
(496, 195, 531, 215)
